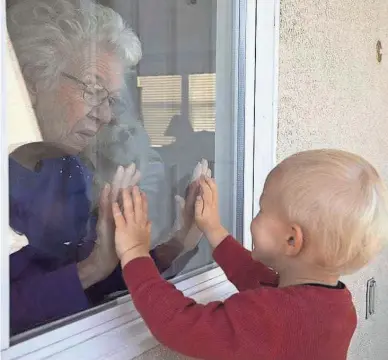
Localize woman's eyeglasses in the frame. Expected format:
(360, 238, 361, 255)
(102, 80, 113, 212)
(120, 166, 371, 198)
(61, 72, 127, 116)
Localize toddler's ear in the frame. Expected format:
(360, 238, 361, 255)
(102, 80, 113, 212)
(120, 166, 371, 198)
(285, 224, 304, 256)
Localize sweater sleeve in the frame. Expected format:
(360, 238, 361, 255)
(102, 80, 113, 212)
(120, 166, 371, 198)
(123, 258, 278, 360)
(212, 236, 279, 291)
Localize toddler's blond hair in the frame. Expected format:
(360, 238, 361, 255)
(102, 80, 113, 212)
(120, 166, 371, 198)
(270, 149, 388, 275)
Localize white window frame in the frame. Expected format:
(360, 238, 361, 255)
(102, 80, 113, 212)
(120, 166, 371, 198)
(0, 0, 280, 359)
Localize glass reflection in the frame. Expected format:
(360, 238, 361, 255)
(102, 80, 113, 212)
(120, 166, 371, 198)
(7, 0, 218, 336)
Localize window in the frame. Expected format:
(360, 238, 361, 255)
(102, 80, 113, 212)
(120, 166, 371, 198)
(1, 0, 279, 358)
(5, 0, 240, 338)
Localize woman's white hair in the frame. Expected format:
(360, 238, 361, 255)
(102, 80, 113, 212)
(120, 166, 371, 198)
(271, 149, 388, 275)
(7, 0, 142, 90)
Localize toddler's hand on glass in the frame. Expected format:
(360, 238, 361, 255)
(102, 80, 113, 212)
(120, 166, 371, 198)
(112, 186, 152, 268)
(93, 163, 141, 273)
(195, 176, 229, 249)
(174, 159, 212, 252)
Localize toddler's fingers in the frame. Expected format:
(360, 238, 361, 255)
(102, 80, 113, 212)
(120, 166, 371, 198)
(122, 188, 134, 221)
(205, 177, 217, 198)
(200, 177, 213, 204)
(132, 186, 143, 223)
(141, 191, 149, 223)
(146, 221, 152, 234)
(112, 202, 126, 228)
(195, 195, 204, 218)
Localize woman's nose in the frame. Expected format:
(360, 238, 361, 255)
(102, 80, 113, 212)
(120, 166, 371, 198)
(92, 99, 112, 124)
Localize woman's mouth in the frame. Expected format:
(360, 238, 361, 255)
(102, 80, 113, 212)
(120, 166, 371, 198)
(78, 129, 97, 137)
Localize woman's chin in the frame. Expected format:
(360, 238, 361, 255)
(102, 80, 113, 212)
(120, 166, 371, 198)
(63, 135, 93, 155)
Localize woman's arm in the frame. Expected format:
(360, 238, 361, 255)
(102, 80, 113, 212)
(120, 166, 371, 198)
(10, 247, 90, 335)
(150, 229, 200, 275)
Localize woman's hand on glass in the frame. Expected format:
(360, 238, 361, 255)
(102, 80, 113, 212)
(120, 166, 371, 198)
(77, 183, 116, 289)
(110, 163, 141, 204)
(77, 164, 141, 289)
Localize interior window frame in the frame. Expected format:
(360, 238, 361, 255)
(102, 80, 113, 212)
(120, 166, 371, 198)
(0, 0, 280, 358)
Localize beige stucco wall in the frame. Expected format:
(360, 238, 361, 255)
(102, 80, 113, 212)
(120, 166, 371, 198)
(277, 0, 388, 169)
(133, 0, 388, 359)
(278, 1, 388, 360)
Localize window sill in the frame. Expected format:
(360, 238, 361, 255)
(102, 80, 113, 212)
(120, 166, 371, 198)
(2, 267, 237, 360)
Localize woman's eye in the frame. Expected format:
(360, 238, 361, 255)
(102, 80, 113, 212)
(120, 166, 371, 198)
(109, 118, 119, 126)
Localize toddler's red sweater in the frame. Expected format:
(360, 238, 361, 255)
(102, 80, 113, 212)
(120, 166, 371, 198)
(123, 236, 357, 360)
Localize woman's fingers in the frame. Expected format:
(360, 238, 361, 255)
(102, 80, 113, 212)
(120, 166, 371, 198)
(200, 158, 209, 176)
(191, 159, 209, 182)
(129, 169, 141, 187)
(186, 182, 198, 208)
(122, 163, 136, 189)
(99, 183, 111, 216)
(111, 166, 125, 202)
(192, 161, 202, 182)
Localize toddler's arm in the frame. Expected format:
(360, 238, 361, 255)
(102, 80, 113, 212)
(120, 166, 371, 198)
(196, 177, 278, 290)
(212, 234, 278, 291)
(113, 187, 279, 360)
(123, 257, 277, 360)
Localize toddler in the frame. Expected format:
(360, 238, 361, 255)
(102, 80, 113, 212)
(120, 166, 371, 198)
(112, 149, 388, 360)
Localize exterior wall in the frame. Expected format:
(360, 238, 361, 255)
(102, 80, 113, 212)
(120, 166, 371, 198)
(134, 0, 388, 359)
(278, 1, 388, 360)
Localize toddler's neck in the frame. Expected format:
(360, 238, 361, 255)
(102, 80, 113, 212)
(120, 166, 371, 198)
(278, 267, 340, 288)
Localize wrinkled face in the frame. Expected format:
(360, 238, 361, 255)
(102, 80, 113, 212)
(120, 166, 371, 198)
(33, 52, 123, 154)
(250, 176, 290, 270)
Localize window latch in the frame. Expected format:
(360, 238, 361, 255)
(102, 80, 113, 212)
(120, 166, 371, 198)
(366, 278, 376, 319)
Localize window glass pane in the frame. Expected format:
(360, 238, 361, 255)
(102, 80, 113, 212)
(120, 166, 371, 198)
(6, 0, 242, 338)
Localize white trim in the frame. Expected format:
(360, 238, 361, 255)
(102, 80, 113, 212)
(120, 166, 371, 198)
(242, 0, 258, 251)
(214, 0, 235, 228)
(1, 4, 11, 351)
(253, 0, 280, 215)
(3, 269, 230, 360)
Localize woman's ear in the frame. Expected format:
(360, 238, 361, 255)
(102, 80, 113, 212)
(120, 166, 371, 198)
(285, 224, 304, 256)
(20, 64, 38, 107)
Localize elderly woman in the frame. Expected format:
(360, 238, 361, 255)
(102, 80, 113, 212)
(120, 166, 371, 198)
(8, 0, 205, 335)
